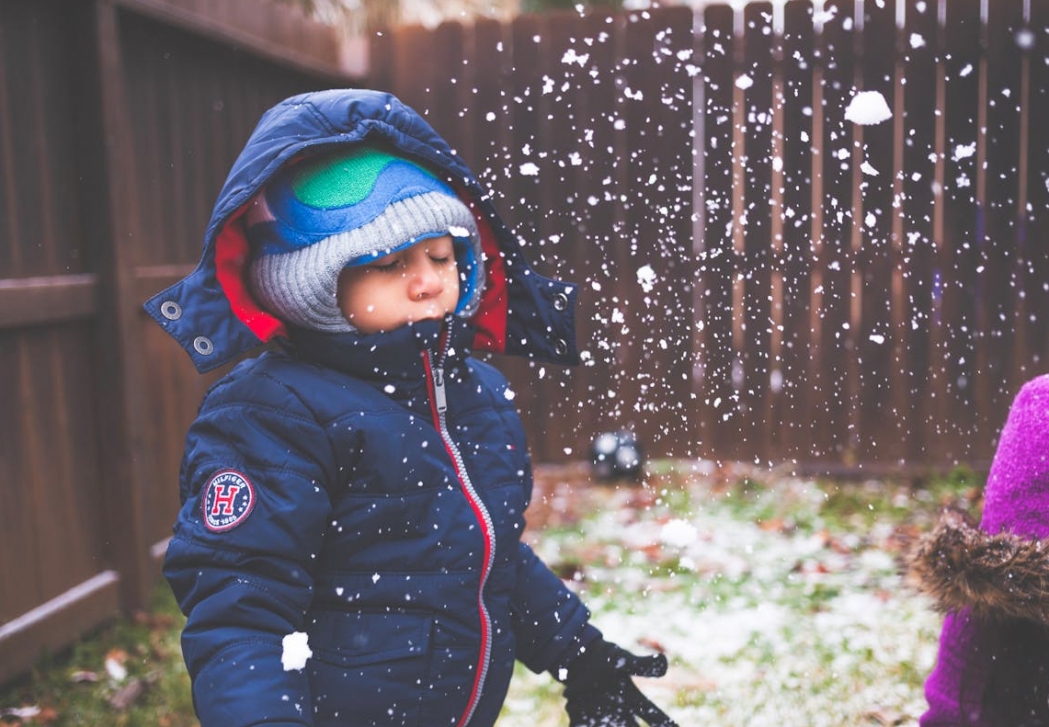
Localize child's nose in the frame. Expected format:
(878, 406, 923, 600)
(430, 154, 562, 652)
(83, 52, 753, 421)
(408, 260, 444, 300)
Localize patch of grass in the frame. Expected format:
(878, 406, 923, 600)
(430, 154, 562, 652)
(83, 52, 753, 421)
(511, 462, 955, 726)
(3, 460, 973, 727)
(0, 585, 193, 727)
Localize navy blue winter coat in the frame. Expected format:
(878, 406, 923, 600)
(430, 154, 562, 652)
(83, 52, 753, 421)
(144, 90, 597, 727)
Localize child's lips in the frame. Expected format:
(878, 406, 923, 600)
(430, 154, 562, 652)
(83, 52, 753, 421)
(409, 305, 452, 324)
(420, 300, 454, 316)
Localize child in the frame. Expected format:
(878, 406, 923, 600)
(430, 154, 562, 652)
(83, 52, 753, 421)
(144, 89, 677, 727)
(907, 374, 1049, 727)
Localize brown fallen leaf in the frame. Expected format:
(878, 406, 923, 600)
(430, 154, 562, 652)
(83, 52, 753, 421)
(32, 707, 58, 724)
(104, 648, 129, 664)
(637, 636, 666, 653)
(862, 706, 906, 725)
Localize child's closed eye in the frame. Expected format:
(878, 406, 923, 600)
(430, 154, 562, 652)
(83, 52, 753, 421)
(368, 257, 401, 272)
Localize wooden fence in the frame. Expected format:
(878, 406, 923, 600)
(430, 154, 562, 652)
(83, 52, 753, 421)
(2, 0, 1048, 686)
(373, 1, 1049, 469)
(0, 0, 350, 685)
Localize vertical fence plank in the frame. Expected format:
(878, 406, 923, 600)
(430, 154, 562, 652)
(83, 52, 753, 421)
(739, 2, 776, 461)
(468, 17, 512, 179)
(697, 3, 736, 459)
(980, 0, 1024, 433)
(854, 0, 899, 463)
(531, 11, 588, 459)
(1, 2, 40, 275)
(0, 4, 20, 275)
(504, 13, 550, 459)
(777, 0, 816, 463)
(92, 0, 154, 611)
(21, 336, 62, 599)
(466, 16, 543, 439)
(33, 8, 79, 273)
(125, 24, 165, 261)
(617, 6, 696, 457)
(611, 7, 655, 455)
(898, 0, 939, 462)
(813, 0, 857, 462)
(569, 11, 627, 457)
(938, 0, 982, 461)
(15, 5, 48, 274)
(368, 23, 395, 92)
(385, 24, 434, 117)
(532, 11, 628, 459)
(1027, 0, 1049, 371)
(0, 335, 42, 620)
(429, 21, 471, 159)
(35, 330, 106, 598)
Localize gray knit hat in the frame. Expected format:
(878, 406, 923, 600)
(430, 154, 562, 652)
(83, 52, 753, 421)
(245, 146, 483, 332)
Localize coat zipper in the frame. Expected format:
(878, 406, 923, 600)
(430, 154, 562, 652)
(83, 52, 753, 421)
(423, 338, 495, 727)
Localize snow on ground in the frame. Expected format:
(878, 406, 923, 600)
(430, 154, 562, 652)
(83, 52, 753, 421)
(500, 462, 951, 726)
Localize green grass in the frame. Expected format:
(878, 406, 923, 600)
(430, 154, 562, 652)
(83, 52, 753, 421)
(0, 586, 194, 727)
(503, 462, 979, 726)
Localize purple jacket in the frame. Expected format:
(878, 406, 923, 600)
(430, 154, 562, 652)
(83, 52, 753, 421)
(910, 374, 1049, 726)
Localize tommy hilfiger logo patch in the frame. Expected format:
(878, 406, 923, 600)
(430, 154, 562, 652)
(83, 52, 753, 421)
(202, 470, 256, 532)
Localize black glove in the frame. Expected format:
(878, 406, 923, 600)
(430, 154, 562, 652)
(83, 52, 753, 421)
(560, 638, 678, 727)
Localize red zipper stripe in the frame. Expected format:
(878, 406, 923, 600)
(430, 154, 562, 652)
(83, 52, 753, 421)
(423, 350, 495, 727)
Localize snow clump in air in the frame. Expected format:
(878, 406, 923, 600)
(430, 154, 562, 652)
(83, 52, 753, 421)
(636, 265, 657, 293)
(844, 91, 892, 125)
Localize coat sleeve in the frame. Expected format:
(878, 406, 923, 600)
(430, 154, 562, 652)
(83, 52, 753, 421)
(509, 541, 601, 674)
(163, 369, 335, 727)
(919, 610, 992, 726)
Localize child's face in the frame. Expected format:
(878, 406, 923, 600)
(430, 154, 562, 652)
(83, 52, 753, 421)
(336, 235, 460, 333)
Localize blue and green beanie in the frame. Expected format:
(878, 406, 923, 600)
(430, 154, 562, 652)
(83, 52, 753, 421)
(246, 146, 483, 332)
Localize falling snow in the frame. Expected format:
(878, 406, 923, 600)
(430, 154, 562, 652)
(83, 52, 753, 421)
(844, 91, 892, 125)
(636, 265, 657, 293)
(562, 48, 589, 67)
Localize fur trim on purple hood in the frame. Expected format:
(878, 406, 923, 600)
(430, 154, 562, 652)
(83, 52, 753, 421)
(906, 509, 1049, 627)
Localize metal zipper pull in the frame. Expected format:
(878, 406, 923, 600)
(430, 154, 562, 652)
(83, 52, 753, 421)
(433, 366, 447, 414)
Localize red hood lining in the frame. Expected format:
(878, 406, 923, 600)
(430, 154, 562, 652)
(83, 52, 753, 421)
(213, 186, 510, 354)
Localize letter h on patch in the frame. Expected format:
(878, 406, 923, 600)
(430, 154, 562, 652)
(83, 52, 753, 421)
(202, 469, 256, 532)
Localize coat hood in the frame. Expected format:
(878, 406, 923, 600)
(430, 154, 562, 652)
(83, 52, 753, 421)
(904, 509, 1049, 627)
(144, 89, 580, 373)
